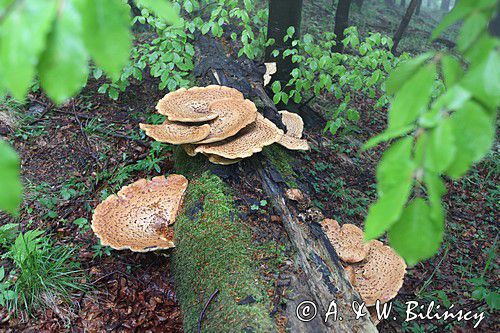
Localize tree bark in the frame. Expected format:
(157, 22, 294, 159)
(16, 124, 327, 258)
(416, 0, 422, 15)
(392, 0, 420, 53)
(440, 0, 450, 11)
(265, 0, 303, 84)
(333, 0, 352, 53)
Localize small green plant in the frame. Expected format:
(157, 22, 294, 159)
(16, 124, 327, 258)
(2, 230, 88, 315)
(469, 238, 499, 311)
(271, 26, 407, 135)
(92, 242, 112, 258)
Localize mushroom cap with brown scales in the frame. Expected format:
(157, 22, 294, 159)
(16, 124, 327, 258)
(196, 98, 258, 144)
(156, 85, 244, 122)
(321, 219, 370, 263)
(347, 240, 407, 306)
(205, 153, 242, 165)
(91, 175, 188, 252)
(264, 62, 277, 86)
(277, 110, 309, 151)
(278, 135, 310, 151)
(181, 144, 198, 157)
(279, 110, 304, 138)
(139, 120, 211, 144)
(194, 114, 284, 159)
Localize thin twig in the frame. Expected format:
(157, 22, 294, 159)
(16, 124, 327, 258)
(72, 100, 99, 163)
(197, 289, 219, 333)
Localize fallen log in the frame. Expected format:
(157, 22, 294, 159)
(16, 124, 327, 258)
(173, 32, 377, 332)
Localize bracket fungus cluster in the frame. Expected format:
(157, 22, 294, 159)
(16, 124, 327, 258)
(140, 85, 309, 165)
(91, 174, 188, 252)
(321, 219, 406, 324)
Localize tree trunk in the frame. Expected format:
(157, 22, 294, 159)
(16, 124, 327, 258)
(489, 1, 500, 37)
(354, 0, 364, 10)
(333, 0, 352, 53)
(392, 0, 420, 53)
(265, 0, 303, 84)
(440, 0, 450, 10)
(416, 0, 422, 15)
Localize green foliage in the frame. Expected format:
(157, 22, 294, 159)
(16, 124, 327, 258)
(272, 27, 406, 135)
(2, 230, 88, 315)
(0, 140, 22, 215)
(363, 1, 499, 265)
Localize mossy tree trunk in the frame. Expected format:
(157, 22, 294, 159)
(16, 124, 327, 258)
(333, 0, 353, 53)
(265, 0, 303, 84)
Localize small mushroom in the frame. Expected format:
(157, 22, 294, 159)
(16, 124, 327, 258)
(91, 175, 188, 252)
(156, 85, 244, 122)
(181, 144, 198, 157)
(196, 98, 258, 144)
(139, 120, 211, 144)
(346, 240, 407, 306)
(277, 111, 309, 151)
(321, 219, 370, 263)
(194, 114, 284, 159)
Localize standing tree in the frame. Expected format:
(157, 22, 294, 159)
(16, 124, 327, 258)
(441, 0, 451, 11)
(333, 0, 353, 53)
(392, 0, 420, 53)
(265, 0, 303, 84)
(416, 0, 423, 14)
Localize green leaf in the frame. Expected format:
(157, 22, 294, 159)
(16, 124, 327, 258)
(424, 120, 456, 173)
(388, 198, 444, 266)
(441, 55, 463, 88)
(77, 0, 132, 81)
(0, 141, 22, 216)
(385, 52, 433, 95)
(135, 0, 181, 25)
(432, 0, 475, 40)
(446, 101, 495, 178)
(457, 11, 489, 52)
(362, 124, 415, 150)
(0, 0, 58, 100)
(460, 49, 500, 110)
(38, 0, 89, 104)
(388, 63, 437, 130)
(365, 137, 415, 239)
(424, 172, 447, 223)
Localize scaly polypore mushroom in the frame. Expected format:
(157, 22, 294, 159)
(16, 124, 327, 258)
(321, 219, 370, 263)
(263, 62, 277, 86)
(196, 98, 258, 144)
(194, 114, 284, 159)
(91, 175, 188, 252)
(139, 120, 211, 144)
(345, 240, 407, 306)
(205, 153, 242, 165)
(156, 85, 244, 122)
(277, 110, 310, 151)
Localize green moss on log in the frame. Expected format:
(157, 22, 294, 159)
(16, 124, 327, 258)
(262, 145, 299, 188)
(172, 173, 276, 333)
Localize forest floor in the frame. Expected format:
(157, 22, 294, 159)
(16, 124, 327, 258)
(0, 0, 498, 332)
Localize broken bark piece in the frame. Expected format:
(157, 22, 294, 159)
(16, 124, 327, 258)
(91, 175, 188, 252)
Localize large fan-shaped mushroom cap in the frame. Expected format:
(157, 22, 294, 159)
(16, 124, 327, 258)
(91, 175, 188, 252)
(181, 144, 198, 157)
(321, 219, 370, 263)
(277, 110, 309, 151)
(156, 85, 244, 122)
(139, 120, 211, 144)
(196, 98, 258, 144)
(194, 114, 284, 159)
(347, 240, 407, 306)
